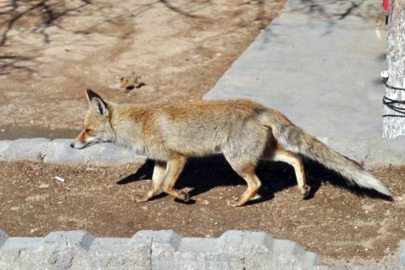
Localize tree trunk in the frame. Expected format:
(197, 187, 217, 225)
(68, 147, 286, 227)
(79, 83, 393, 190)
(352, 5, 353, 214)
(382, 0, 405, 139)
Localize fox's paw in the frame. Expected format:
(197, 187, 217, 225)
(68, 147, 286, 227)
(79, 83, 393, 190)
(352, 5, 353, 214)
(228, 197, 245, 207)
(229, 200, 245, 207)
(299, 184, 311, 198)
(177, 191, 190, 202)
(135, 194, 150, 203)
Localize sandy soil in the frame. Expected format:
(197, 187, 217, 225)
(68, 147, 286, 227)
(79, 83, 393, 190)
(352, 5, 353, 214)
(0, 0, 284, 139)
(0, 159, 404, 266)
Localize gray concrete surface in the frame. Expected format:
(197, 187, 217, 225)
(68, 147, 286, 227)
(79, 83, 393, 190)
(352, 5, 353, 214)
(1, 229, 405, 269)
(0, 138, 144, 166)
(205, 0, 387, 139)
(0, 229, 319, 270)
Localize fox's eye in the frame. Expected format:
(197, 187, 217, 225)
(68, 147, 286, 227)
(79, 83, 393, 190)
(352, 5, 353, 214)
(85, 129, 93, 133)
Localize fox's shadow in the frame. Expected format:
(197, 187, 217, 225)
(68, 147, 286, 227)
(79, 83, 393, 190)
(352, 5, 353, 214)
(117, 155, 391, 205)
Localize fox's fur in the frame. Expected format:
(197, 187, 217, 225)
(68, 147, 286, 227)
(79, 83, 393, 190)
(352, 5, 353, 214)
(71, 89, 391, 206)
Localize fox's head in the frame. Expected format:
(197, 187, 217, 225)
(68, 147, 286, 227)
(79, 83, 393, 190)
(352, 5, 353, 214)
(70, 89, 115, 149)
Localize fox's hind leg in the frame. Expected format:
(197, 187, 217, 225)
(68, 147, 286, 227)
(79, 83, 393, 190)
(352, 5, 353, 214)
(223, 154, 262, 207)
(267, 146, 310, 197)
(136, 160, 167, 202)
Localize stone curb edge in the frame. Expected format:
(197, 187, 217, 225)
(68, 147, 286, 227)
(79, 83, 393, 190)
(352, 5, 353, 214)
(0, 229, 319, 269)
(1, 137, 404, 168)
(0, 138, 145, 166)
(1, 229, 404, 269)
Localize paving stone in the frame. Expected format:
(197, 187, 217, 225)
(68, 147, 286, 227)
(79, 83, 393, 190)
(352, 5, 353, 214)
(0, 229, 403, 269)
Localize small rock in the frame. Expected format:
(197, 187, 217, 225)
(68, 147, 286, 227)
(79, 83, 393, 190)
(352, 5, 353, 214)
(55, 176, 65, 182)
(25, 194, 50, 202)
(39, 183, 49, 189)
(10, 206, 19, 211)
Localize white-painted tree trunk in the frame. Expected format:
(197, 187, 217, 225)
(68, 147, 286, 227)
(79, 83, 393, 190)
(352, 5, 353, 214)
(382, 0, 405, 139)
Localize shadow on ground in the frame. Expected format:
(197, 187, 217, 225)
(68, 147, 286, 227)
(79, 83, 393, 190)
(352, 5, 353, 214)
(117, 154, 391, 205)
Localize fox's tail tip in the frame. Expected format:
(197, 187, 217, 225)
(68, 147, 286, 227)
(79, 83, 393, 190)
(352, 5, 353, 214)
(368, 181, 392, 201)
(378, 191, 393, 202)
(378, 188, 393, 201)
(356, 173, 392, 200)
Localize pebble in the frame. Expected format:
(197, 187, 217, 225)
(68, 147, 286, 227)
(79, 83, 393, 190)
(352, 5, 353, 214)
(25, 194, 50, 202)
(39, 183, 50, 189)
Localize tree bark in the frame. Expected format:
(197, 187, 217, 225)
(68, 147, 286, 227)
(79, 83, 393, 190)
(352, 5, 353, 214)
(382, 0, 405, 139)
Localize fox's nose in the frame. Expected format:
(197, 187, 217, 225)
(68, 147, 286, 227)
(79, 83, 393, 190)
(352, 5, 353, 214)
(70, 142, 75, 148)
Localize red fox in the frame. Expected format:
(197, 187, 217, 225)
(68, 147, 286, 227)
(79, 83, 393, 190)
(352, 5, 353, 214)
(71, 89, 391, 206)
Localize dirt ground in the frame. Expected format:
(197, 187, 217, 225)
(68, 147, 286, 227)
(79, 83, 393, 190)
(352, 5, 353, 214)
(0, 0, 284, 139)
(0, 159, 404, 266)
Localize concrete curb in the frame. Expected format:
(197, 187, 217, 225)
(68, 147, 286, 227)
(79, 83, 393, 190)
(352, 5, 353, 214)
(0, 229, 319, 270)
(0, 138, 145, 166)
(1, 229, 405, 269)
(0, 137, 404, 168)
(319, 136, 405, 168)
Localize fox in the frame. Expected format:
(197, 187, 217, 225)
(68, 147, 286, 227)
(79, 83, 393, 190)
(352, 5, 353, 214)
(71, 89, 391, 207)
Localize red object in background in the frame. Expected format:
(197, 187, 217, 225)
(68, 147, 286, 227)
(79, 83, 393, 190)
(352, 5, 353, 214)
(383, 0, 390, 15)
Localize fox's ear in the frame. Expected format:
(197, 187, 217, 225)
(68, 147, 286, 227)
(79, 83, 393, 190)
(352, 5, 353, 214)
(86, 89, 109, 117)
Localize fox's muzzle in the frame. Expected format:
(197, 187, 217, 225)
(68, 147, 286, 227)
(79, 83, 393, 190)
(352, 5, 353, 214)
(70, 139, 96, 149)
(70, 141, 87, 149)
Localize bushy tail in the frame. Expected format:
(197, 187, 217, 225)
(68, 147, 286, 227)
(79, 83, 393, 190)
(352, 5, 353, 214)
(263, 110, 391, 197)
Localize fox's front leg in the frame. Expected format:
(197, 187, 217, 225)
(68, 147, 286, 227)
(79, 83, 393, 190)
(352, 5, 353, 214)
(136, 160, 167, 202)
(161, 156, 189, 202)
